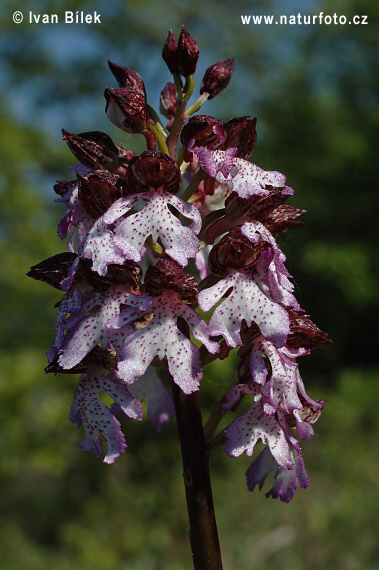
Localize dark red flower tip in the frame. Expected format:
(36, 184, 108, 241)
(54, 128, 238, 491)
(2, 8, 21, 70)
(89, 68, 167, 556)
(77, 171, 126, 219)
(45, 346, 117, 374)
(53, 179, 77, 196)
(200, 58, 234, 100)
(180, 115, 226, 150)
(208, 230, 271, 276)
(162, 30, 179, 75)
(27, 253, 142, 292)
(262, 205, 306, 236)
(128, 151, 182, 194)
(297, 397, 326, 425)
(108, 60, 146, 96)
(104, 87, 147, 133)
(224, 186, 292, 224)
(224, 116, 257, 159)
(286, 309, 331, 351)
(62, 129, 120, 171)
(27, 252, 77, 289)
(144, 258, 198, 304)
(160, 82, 178, 118)
(177, 26, 199, 77)
(79, 259, 142, 293)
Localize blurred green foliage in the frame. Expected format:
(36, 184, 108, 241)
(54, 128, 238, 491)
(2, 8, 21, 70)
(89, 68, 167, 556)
(0, 0, 378, 568)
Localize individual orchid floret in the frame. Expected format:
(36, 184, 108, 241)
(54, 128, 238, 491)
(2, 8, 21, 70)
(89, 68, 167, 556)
(200, 59, 235, 99)
(180, 115, 226, 151)
(114, 259, 219, 394)
(104, 87, 147, 133)
(108, 60, 146, 96)
(80, 179, 201, 270)
(70, 366, 142, 463)
(128, 366, 175, 431)
(195, 146, 293, 200)
(198, 231, 290, 347)
(62, 129, 120, 171)
(56, 285, 151, 370)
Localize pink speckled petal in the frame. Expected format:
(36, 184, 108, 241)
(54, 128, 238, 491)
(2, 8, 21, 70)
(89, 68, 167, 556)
(109, 190, 200, 266)
(246, 445, 308, 502)
(117, 292, 217, 394)
(225, 401, 293, 468)
(256, 340, 302, 415)
(200, 272, 289, 348)
(128, 367, 175, 431)
(70, 367, 142, 464)
(58, 288, 150, 369)
(195, 147, 237, 179)
(265, 448, 309, 502)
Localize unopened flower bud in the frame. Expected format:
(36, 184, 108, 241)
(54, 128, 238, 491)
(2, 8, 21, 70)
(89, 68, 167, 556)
(177, 26, 199, 77)
(27, 252, 77, 289)
(200, 59, 234, 100)
(78, 171, 126, 218)
(108, 60, 146, 96)
(162, 30, 179, 74)
(160, 82, 178, 118)
(128, 151, 181, 194)
(286, 309, 331, 350)
(62, 129, 120, 170)
(224, 116, 257, 159)
(104, 87, 147, 133)
(145, 258, 198, 304)
(180, 115, 226, 150)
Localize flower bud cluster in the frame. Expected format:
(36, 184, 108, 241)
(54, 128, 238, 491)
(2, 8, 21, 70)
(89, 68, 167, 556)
(28, 29, 329, 501)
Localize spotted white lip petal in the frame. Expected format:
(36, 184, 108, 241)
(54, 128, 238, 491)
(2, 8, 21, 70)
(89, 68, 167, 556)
(70, 367, 142, 464)
(58, 288, 151, 370)
(198, 272, 289, 348)
(224, 402, 293, 469)
(195, 147, 291, 199)
(117, 292, 219, 394)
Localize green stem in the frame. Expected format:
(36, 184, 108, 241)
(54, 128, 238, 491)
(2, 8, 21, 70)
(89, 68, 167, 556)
(147, 123, 169, 154)
(147, 105, 168, 135)
(185, 93, 209, 117)
(183, 75, 195, 102)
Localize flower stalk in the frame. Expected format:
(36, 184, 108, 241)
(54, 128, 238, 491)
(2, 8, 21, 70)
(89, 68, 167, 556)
(172, 383, 223, 570)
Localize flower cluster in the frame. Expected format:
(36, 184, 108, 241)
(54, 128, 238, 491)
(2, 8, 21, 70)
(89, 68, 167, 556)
(28, 28, 329, 501)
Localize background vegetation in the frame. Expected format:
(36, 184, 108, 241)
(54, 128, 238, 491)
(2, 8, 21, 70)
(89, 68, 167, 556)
(1, 0, 378, 568)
